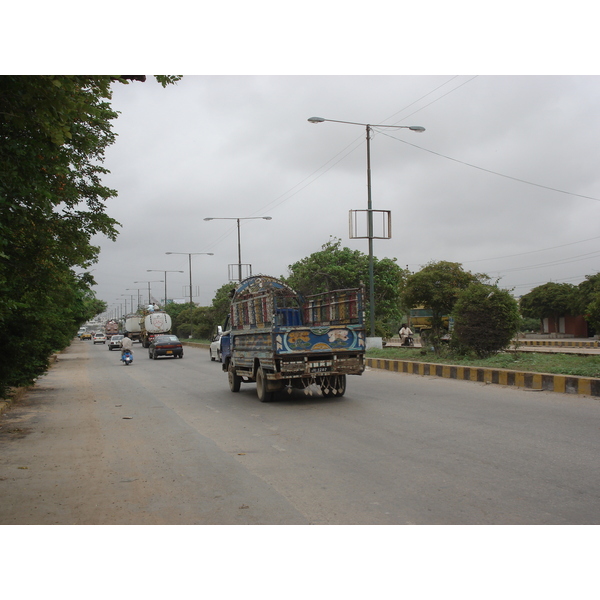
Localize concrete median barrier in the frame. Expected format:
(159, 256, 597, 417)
(366, 357, 600, 398)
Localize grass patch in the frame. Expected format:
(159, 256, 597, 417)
(367, 347, 600, 378)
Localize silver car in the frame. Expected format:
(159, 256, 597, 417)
(209, 334, 222, 362)
(108, 335, 124, 350)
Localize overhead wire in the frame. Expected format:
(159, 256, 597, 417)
(200, 77, 473, 256)
(460, 235, 600, 264)
(378, 128, 600, 203)
(200, 75, 599, 284)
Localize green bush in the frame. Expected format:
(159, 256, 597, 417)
(176, 323, 193, 339)
(452, 283, 521, 358)
(519, 316, 540, 333)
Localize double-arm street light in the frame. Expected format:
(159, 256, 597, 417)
(126, 288, 143, 313)
(146, 269, 184, 306)
(165, 252, 214, 305)
(204, 216, 272, 282)
(308, 116, 425, 340)
(134, 280, 164, 305)
(122, 293, 135, 315)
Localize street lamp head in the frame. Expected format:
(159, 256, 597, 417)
(205, 217, 269, 222)
(308, 117, 325, 123)
(408, 126, 426, 132)
(166, 251, 213, 255)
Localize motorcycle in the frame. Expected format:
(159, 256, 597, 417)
(121, 350, 133, 366)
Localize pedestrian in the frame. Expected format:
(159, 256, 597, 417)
(399, 323, 413, 346)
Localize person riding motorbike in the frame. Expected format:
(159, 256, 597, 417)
(399, 324, 413, 346)
(121, 333, 133, 357)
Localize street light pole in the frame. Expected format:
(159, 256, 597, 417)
(165, 252, 213, 305)
(147, 269, 184, 305)
(308, 116, 425, 339)
(126, 288, 143, 313)
(134, 280, 164, 305)
(204, 216, 272, 282)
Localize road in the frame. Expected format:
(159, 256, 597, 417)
(0, 339, 599, 525)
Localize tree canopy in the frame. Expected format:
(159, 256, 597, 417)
(0, 75, 178, 396)
(401, 260, 484, 349)
(519, 282, 577, 330)
(283, 238, 406, 337)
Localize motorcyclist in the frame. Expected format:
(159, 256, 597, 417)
(121, 333, 133, 357)
(399, 324, 413, 346)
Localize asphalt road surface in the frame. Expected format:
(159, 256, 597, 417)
(1, 339, 599, 525)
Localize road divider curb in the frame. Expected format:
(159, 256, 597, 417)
(366, 357, 600, 398)
(518, 339, 600, 348)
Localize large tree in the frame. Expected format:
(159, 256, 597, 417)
(573, 273, 600, 333)
(0, 75, 179, 395)
(519, 282, 577, 332)
(401, 260, 484, 350)
(283, 237, 406, 337)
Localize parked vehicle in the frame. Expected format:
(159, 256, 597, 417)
(139, 310, 172, 348)
(124, 314, 142, 343)
(148, 335, 183, 359)
(221, 275, 366, 402)
(210, 332, 222, 362)
(408, 306, 453, 344)
(108, 335, 124, 351)
(93, 333, 107, 344)
(121, 349, 133, 366)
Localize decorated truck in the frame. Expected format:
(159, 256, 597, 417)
(104, 320, 120, 338)
(220, 275, 366, 402)
(139, 310, 172, 348)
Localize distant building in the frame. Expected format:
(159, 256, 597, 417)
(542, 315, 592, 337)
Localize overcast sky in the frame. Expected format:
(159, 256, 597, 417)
(88, 75, 600, 315)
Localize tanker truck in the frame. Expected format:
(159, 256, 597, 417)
(124, 314, 142, 343)
(139, 310, 173, 348)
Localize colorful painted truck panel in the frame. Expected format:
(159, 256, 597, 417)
(221, 275, 366, 401)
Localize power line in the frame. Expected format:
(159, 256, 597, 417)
(460, 234, 600, 263)
(494, 250, 600, 275)
(379, 129, 600, 202)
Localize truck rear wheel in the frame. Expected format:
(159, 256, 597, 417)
(228, 364, 241, 392)
(256, 367, 274, 402)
